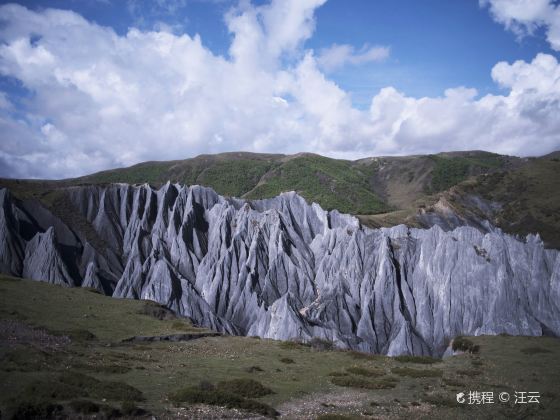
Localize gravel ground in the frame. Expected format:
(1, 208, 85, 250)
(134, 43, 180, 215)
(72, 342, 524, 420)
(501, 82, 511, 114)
(0, 319, 70, 350)
(276, 388, 371, 418)
(164, 405, 266, 419)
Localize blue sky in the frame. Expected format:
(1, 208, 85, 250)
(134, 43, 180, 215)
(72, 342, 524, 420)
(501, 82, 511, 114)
(316, 0, 554, 102)
(1, 0, 559, 178)
(9, 0, 554, 103)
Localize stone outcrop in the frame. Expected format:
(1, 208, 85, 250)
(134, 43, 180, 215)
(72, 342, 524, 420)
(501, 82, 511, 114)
(0, 183, 558, 355)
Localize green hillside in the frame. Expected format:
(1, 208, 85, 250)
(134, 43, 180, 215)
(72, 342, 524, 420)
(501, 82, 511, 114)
(427, 152, 509, 193)
(1, 275, 559, 419)
(2, 150, 558, 248)
(78, 152, 389, 214)
(455, 154, 560, 248)
(244, 154, 387, 214)
(72, 150, 515, 215)
(80, 153, 281, 198)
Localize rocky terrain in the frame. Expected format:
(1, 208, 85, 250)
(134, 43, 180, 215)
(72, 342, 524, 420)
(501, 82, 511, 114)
(1, 180, 559, 356)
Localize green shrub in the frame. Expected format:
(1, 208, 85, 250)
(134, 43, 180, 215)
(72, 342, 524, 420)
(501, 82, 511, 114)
(23, 372, 144, 402)
(394, 355, 440, 364)
(69, 399, 101, 414)
(194, 380, 214, 392)
(82, 287, 102, 294)
(245, 365, 264, 373)
(63, 329, 97, 342)
(0, 276, 21, 282)
(428, 156, 474, 192)
(96, 364, 131, 374)
(391, 367, 443, 378)
(279, 340, 309, 350)
(327, 371, 349, 377)
(169, 387, 278, 417)
(471, 359, 484, 367)
(8, 400, 64, 419)
(331, 376, 398, 390)
(452, 336, 479, 353)
(309, 337, 335, 351)
(121, 400, 148, 416)
(442, 378, 466, 387)
(456, 369, 482, 377)
(1, 348, 51, 372)
(138, 300, 176, 320)
(345, 366, 384, 377)
(344, 350, 382, 360)
(24, 378, 81, 400)
(423, 393, 457, 408)
(216, 378, 273, 398)
(59, 372, 143, 401)
(171, 320, 196, 331)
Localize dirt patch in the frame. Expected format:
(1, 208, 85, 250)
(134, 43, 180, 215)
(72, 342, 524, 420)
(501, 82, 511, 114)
(276, 389, 371, 418)
(0, 319, 70, 350)
(167, 404, 266, 419)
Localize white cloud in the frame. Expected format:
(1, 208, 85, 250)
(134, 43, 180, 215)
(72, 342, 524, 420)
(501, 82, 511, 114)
(317, 44, 390, 72)
(0, 1, 559, 179)
(480, 0, 560, 50)
(369, 53, 560, 156)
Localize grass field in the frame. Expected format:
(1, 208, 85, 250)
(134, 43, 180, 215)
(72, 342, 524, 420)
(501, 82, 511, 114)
(244, 154, 389, 214)
(1, 275, 559, 419)
(422, 152, 507, 194)
(455, 155, 560, 248)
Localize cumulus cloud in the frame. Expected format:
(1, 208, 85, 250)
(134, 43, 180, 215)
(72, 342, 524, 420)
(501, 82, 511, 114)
(480, 0, 560, 50)
(370, 54, 560, 156)
(317, 44, 390, 71)
(0, 1, 559, 179)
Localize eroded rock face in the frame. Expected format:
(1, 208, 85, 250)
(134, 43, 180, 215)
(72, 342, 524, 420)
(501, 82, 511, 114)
(1, 184, 559, 355)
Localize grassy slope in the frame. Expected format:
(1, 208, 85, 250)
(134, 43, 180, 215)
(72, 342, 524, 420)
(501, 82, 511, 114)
(76, 153, 281, 198)
(454, 155, 560, 248)
(68, 150, 513, 216)
(78, 152, 389, 214)
(0, 152, 513, 215)
(427, 152, 508, 193)
(1, 275, 559, 419)
(2, 150, 558, 247)
(245, 154, 388, 214)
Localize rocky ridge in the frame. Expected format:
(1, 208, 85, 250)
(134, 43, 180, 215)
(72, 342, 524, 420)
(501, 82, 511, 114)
(0, 183, 558, 355)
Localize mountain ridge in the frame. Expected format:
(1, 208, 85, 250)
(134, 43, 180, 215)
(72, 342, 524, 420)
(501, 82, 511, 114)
(2, 149, 559, 247)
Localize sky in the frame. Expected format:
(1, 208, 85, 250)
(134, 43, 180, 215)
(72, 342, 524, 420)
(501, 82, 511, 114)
(0, 0, 559, 179)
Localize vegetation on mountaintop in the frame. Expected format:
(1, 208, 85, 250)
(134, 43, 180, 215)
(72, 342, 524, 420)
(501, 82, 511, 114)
(67, 150, 514, 215)
(244, 155, 388, 214)
(455, 154, 560, 248)
(427, 153, 506, 193)
(1, 150, 558, 247)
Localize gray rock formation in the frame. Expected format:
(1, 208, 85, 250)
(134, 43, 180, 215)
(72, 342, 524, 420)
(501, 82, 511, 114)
(0, 183, 558, 355)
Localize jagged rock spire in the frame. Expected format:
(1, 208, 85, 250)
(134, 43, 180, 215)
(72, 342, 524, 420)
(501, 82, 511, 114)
(0, 184, 559, 355)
